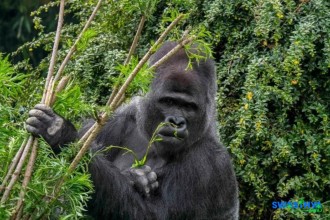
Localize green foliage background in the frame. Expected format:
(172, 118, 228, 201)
(0, 0, 329, 219)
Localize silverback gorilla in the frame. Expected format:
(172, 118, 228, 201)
(26, 42, 239, 219)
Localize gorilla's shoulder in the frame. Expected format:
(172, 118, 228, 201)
(113, 96, 142, 121)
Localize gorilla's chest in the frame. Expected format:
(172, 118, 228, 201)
(112, 128, 149, 170)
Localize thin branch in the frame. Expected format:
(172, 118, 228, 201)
(125, 15, 146, 65)
(49, 75, 71, 106)
(107, 15, 146, 106)
(42, 0, 66, 104)
(150, 36, 196, 70)
(51, 0, 103, 88)
(1, 136, 34, 203)
(13, 139, 38, 219)
(0, 138, 27, 193)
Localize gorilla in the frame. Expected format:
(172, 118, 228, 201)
(26, 42, 239, 219)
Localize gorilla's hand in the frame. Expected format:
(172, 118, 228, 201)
(26, 104, 67, 148)
(125, 165, 158, 198)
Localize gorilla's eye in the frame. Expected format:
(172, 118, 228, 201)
(182, 102, 198, 111)
(159, 97, 174, 106)
(158, 97, 198, 111)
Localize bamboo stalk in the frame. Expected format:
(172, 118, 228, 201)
(51, 0, 103, 91)
(107, 15, 146, 106)
(13, 139, 38, 219)
(41, 0, 65, 104)
(125, 15, 146, 65)
(0, 138, 27, 193)
(1, 136, 34, 203)
(49, 75, 71, 106)
(150, 36, 195, 70)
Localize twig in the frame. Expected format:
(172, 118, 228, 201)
(150, 36, 196, 70)
(125, 15, 146, 65)
(0, 138, 27, 193)
(1, 136, 34, 203)
(49, 75, 71, 106)
(51, 0, 103, 90)
(13, 139, 38, 219)
(107, 15, 146, 106)
(41, 0, 65, 104)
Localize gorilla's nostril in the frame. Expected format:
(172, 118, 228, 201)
(165, 116, 187, 129)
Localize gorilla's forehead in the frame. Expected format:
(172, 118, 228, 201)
(153, 67, 204, 94)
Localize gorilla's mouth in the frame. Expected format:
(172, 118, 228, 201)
(157, 126, 188, 142)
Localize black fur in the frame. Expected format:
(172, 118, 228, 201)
(26, 42, 239, 219)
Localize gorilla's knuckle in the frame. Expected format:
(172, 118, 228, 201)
(151, 181, 159, 189)
(147, 172, 157, 182)
(142, 165, 151, 173)
(137, 176, 148, 186)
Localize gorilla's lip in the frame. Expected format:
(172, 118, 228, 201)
(157, 127, 187, 141)
(157, 134, 183, 144)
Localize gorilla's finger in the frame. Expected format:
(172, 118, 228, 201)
(132, 168, 145, 176)
(26, 117, 43, 127)
(144, 186, 150, 195)
(141, 165, 151, 173)
(34, 104, 55, 117)
(136, 176, 148, 187)
(25, 124, 40, 136)
(147, 172, 157, 182)
(150, 181, 159, 190)
(29, 109, 53, 122)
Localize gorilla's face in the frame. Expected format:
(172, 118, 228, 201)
(140, 56, 212, 160)
(138, 43, 216, 159)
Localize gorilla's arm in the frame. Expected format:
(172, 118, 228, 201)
(26, 103, 159, 218)
(87, 152, 153, 219)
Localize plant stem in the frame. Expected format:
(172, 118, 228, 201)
(1, 136, 34, 203)
(41, 0, 65, 104)
(149, 36, 196, 70)
(0, 138, 27, 193)
(13, 139, 38, 219)
(51, 0, 103, 92)
(49, 75, 71, 106)
(125, 15, 146, 65)
(107, 15, 146, 106)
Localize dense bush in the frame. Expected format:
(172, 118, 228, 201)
(201, 0, 330, 219)
(1, 0, 329, 219)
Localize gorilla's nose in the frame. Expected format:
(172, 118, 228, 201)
(165, 116, 187, 131)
